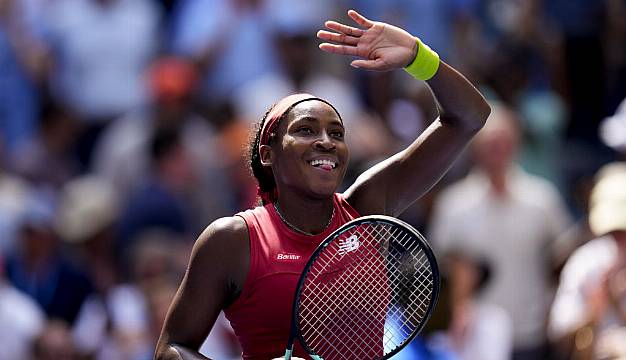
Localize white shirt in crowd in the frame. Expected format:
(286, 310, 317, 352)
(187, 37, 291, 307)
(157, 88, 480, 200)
(0, 281, 45, 360)
(42, 0, 159, 119)
(431, 302, 513, 360)
(549, 235, 626, 359)
(430, 167, 571, 349)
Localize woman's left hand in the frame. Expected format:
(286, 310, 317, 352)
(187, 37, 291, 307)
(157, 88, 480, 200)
(317, 10, 417, 71)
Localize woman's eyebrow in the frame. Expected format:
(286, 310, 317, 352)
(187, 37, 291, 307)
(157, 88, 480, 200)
(296, 116, 343, 125)
(292, 116, 319, 123)
(328, 120, 345, 128)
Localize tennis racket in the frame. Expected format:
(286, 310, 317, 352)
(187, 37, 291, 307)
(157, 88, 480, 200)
(284, 215, 440, 360)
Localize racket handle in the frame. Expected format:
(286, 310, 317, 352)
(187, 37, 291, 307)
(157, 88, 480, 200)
(284, 348, 324, 360)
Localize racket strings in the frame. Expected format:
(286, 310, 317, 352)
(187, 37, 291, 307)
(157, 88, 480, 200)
(297, 222, 435, 359)
(301, 235, 390, 357)
(374, 227, 433, 348)
(383, 251, 433, 344)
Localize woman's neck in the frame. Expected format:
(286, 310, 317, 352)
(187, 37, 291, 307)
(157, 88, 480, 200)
(274, 194, 335, 235)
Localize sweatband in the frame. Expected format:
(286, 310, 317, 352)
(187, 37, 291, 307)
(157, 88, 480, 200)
(404, 37, 440, 81)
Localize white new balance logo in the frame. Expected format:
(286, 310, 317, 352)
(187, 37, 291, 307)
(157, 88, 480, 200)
(338, 235, 360, 255)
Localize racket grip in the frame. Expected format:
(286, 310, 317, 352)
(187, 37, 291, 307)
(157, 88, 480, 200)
(284, 348, 324, 360)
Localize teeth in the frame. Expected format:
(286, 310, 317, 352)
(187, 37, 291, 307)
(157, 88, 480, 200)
(310, 159, 337, 169)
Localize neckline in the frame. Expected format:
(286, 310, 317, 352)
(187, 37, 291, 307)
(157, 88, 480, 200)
(267, 196, 338, 241)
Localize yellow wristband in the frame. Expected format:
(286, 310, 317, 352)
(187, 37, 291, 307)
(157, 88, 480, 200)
(404, 37, 440, 81)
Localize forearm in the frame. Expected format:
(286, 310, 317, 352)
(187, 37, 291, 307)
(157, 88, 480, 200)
(316, 9, 490, 131)
(425, 60, 490, 132)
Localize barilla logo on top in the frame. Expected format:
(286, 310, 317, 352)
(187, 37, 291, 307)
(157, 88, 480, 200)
(276, 253, 302, 261)
(338, 235, 360, 255)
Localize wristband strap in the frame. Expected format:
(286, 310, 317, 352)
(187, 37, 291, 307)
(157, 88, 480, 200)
(404, 37, 440, 81)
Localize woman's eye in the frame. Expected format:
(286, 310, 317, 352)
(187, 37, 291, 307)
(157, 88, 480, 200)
(330, 131, 344, 138)
(297, 127, 314, 134)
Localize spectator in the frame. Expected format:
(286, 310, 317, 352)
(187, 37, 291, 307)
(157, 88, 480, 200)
(546, 0, 625, 144)
(549, 163, 626, 360)
(117, 128, 195, 250)
(0, 132, 34, 254)
(55, 176, 120, 293)
(40, 0, 161, 168)
(170, 0, 280, 100)
(0, 0, 48, 156)
(0, 249, 45, 360)
(92, 56, 234, 222)
(10, 99, 80, 190)
(429, 103, 571, 360)
(5, 195, 93, 325)
(394, 249, 512, 360)
(437, 249, 512, 360)
(71, 230, 182, 360)
(32, 320, 78, 360)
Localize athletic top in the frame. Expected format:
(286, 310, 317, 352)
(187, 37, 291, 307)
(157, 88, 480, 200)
(224, 193, 360, 360)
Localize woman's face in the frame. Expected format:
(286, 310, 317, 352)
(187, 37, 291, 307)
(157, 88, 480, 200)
(267, 100, 350, 199)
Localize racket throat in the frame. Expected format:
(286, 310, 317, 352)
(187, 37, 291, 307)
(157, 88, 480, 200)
(284, 344, 324, 360)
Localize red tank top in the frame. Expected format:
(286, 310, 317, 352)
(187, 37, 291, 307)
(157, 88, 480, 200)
(224, 193, 360, 360)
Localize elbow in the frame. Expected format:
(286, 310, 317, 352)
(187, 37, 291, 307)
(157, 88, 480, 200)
(463, 99, 491, 134)
(480, 100, 492, 122)
(440, 100, 491, 135)
(474, 100, 492, 131)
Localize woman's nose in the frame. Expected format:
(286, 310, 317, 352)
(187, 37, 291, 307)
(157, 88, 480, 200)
(314, 132, 336, 150)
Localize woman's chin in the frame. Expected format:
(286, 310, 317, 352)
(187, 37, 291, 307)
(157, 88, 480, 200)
(308, 184, 338, 199)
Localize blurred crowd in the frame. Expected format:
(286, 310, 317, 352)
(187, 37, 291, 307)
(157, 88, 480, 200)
(0, 0, 625, 359)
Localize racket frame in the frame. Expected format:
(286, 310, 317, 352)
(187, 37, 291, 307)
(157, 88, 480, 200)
(284, 215, 440, 360)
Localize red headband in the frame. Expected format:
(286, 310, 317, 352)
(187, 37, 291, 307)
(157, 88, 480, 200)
(258, 93, 342, 152)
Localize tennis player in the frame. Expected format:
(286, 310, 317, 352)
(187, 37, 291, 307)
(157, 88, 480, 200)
(155, 10, 490, 360)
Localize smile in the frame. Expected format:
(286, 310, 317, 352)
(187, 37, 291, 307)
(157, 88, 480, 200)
(309, 159, 338, 170)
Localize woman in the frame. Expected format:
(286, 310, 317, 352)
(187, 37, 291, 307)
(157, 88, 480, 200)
(155, 10, 490, 360)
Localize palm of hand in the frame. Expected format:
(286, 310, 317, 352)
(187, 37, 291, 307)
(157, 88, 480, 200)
(355, 24, 416, 70)
(317, 10, 417, 71)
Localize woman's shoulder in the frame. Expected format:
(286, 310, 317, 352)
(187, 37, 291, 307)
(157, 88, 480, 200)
(188, 216, 250, 294)
(193, 216, 249, 256)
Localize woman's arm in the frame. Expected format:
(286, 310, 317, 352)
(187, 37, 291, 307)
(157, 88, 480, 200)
(318, 10, 491, 216)
(155, 217, 249, 360)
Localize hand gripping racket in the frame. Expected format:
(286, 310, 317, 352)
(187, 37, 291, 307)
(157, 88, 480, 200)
(284, 215, 440, 360)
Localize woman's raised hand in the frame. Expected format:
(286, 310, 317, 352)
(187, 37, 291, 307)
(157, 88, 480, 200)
(317, 10, 418, 71)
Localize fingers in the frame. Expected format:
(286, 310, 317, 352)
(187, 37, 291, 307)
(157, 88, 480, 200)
(348, 9, 374, 29)
(324, 21, 364, 37)
(317, 30, 359, 46)
(317, 10, 376, 59)
(319, 43, 359, 57)
(350, 59, 385, 70)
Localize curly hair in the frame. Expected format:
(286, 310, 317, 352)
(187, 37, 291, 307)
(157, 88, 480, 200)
(247, 104, 280, 205)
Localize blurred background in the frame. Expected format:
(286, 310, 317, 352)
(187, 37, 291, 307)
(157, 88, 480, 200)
(0, 0, 625, 359)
